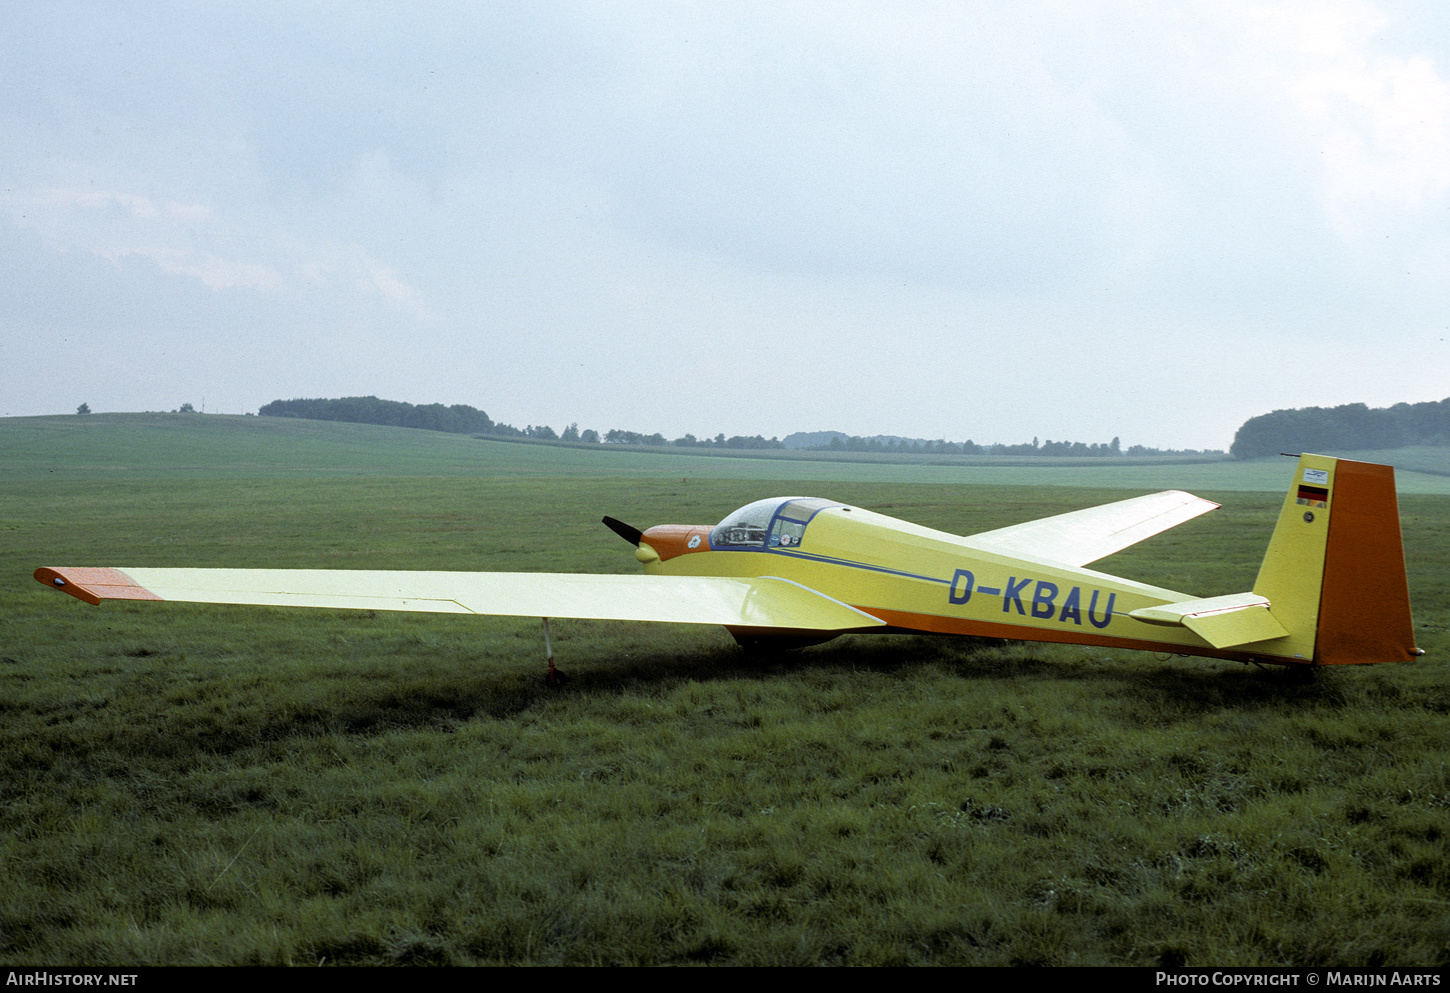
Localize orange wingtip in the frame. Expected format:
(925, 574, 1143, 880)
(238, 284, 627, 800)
(34, 567, 163, 605)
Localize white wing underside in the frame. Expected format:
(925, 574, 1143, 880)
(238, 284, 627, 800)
(960, 490, 1220, 567)
(37, 567, 886, 632)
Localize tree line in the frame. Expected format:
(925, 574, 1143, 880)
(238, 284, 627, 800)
(1229, 398, 1450, 458)
(603, 430, 784, 449)
(254, 396, 1233, 456)
(817, 435, 1129, 456)
(810, 435, 1218, 457)
(256, 397, 784, 449)
(259, 396, 500, 434)
(116, 393, 1450, 459)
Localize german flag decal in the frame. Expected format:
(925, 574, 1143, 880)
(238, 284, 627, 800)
(1297, 484, 1329, 507)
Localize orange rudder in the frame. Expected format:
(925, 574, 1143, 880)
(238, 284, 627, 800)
(1314, 459, 1418, 664)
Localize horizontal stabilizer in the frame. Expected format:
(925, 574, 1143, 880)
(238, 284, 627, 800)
(963, 490, 1219, 567)
(35, 566, 886, 633)
(1129, 592, 1288, 649)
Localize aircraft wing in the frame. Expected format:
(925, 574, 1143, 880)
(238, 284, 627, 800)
(959, 490, 1219, 567)
(34, 567, 886, 632)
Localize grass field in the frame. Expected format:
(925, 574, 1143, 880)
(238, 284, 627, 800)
(5, 412, 1450, 492)
(2, 415, 1448, 966)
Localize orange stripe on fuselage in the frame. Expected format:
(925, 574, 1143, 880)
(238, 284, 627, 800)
(859, 606, 1307, 666)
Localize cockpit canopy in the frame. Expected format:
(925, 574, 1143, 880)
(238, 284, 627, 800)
(709, 496, 841, 551)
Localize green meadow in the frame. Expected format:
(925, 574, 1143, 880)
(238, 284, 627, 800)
(2, 414, 1447, 966)
(7, 412, 1450, 492)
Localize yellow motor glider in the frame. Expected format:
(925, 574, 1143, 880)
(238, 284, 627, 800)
(36, 454, 1420, 683)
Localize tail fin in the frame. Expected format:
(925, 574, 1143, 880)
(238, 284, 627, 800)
(1252, 454, 1418, 664)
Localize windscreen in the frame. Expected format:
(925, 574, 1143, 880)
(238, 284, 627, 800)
(709, 497, 840, 550)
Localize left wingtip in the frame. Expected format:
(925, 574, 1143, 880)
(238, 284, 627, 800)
(34, 567, 162, 605)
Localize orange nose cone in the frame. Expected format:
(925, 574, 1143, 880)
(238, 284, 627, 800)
(640, 525, 713, 562)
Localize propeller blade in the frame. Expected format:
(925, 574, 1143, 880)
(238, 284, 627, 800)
(601, 516, 644, 546)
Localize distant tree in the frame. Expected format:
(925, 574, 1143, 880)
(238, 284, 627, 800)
(1228, 399, 1432, 458)
(178, 403, 196, 413)
(561, 423, 580, 442)
(76, 403, 91, 415)
(724, 435, 782, 449)
(580, 429, 600, 444)
(257, 396, 496, 435)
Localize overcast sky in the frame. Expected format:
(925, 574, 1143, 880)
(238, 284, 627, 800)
(3, 1, 1447, 450)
